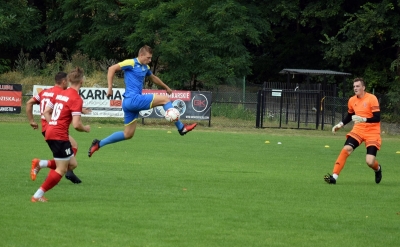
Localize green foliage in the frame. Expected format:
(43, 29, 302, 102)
(14, 50, 40, 76)
(212, 103, 256, 121)
(122, 0, 269, 89)
(322, 1, 398, 68)
(46, 0, 126, 60)
(39, 52, 67, 77)
(0, 58, 10, 73)
(0, 0, 45, 50)
(68, 51, 98, 76)
(0, 71, 24, 84)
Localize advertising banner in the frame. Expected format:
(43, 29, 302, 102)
(0, 84, 22, 113)
(32, 86, 211, 120)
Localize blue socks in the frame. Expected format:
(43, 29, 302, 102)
(99, 131, 125, 148)
(163, 102, 184, 131)
(163, 102, 173, 111)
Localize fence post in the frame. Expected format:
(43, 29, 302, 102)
(316, 84, 321, 130)
(256, 90, 262, 128)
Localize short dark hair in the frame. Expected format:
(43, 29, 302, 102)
(353, 77, 365, 86)
(138, 45, 153, 55)
(55, 72, 67, 85)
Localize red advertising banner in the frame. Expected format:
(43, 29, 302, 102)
(0, 84, 22, 113)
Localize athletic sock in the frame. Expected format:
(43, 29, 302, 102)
(39, 160, 49, 168)
(33, 188, 45, 199)
(163, 102, 173, 111)
(40, 169, 62, 192)
(175, 120, 184, 131)
(47, 160, 56, 169)
(333, 149, 350, 175)
(99, 131, 125, 147)
(372, 160, 380, 171)
(163, 102, 184, 130)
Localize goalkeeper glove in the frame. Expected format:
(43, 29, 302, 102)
(352, 115, 366, 124)
(332, 122, 344, 134)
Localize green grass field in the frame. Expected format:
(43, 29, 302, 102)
(1, 122, 399, 247)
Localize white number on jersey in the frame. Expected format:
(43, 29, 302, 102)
(51, 103, 64, 121)
(40, 98, 51, 118)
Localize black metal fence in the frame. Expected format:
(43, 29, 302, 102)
(256, 89, 321, 129)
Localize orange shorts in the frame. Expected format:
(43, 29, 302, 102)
(346, 130, 381, 150)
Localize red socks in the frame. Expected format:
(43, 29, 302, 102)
(40, 169, 62, 192)
(47, 160, 56, 169)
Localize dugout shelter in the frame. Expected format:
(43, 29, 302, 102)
(256, 68, 351, 130)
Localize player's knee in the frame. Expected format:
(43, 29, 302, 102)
(69, 161, 78, 170)
(365, 155, 376, 166)
(124, 132, 134, 139)
(57, 166, 69, 175)
(343, 145, 353, 155)
(161, 96, 170, 104)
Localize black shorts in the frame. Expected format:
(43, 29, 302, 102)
(46, 140, 73, 159)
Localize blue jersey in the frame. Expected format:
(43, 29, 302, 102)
(118, 58, 152, 98)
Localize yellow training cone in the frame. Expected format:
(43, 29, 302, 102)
(396, 151, 400, 154)
(325, 145, 330, 148)
(265, 141, 270, 144)
(167, 131, 172, 134)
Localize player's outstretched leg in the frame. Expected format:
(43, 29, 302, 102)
(178, 123, 197, 136)
(31, 158, 41, 181)
(88, 131, 126, 157)
(88, 139, 100, 157)
(163, 101, 197, 136)
(31, 159, 57, 181)
(65, 170, 82, 184)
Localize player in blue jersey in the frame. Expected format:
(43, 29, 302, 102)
(88, 45, 197, 157)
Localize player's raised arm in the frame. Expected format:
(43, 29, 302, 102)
(149, 74, 172, 94)
(107, 64, 121, 97)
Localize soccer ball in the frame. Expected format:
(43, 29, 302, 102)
(165, 108, 180, 122)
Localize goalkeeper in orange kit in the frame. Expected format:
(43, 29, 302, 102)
(325, 77, 382, 184)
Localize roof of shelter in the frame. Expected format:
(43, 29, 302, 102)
(279, 68, 351, 76)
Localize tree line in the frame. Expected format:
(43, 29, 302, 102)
(1, 1, 399, 98)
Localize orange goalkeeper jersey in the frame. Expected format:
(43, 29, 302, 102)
(348, 92, 380, 134)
